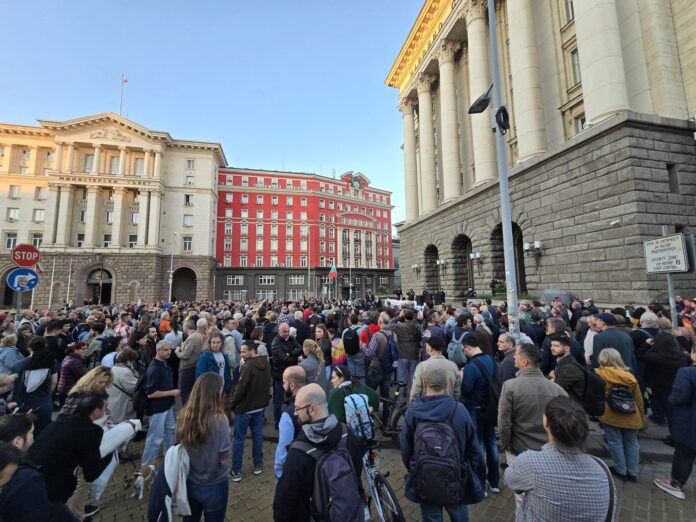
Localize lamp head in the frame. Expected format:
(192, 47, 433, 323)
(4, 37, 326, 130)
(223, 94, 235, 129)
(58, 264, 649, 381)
(468, 84, 493, 114)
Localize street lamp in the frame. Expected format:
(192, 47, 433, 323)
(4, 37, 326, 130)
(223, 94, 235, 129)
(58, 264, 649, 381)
(468, 0, 519, 341)
(168, 231, 178, 303)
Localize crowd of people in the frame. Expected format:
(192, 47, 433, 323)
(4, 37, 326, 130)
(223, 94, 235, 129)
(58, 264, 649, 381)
(0, 292, 694, 521)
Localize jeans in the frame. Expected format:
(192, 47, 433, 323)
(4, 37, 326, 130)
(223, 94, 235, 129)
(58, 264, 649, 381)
(184, 479, 228, 522)
(396, 359, 418, 399)
(505, 451, 523, 511)
(471, 411, 499, 489)
(603, 425, 639, 476)
(672, 441, 696, 487)
(420, 502, 469, 522)
(366, 365, 390, 423)
(141, 408, 176, 465)
(233, 410, 264, 474)
(179, 367, 196, 406)
(272, 378, 284, 427)
(347, 353, 365, 384)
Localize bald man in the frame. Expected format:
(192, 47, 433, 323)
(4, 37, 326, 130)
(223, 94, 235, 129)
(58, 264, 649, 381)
(274, 366, 307, 478)
(273, 384, 364, 522)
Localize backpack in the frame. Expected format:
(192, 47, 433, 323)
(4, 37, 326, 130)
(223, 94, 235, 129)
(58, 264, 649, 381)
(606, 384, 636, 414)
(470, 357, 503, 426)
(378, 331, 399, 373)
(342, 388, 374, 440)
(85, 336, 120, 369)
(133, 372, 149, 419)
(447, 331, 470, 368)
(343, 328, 360, 356)
(412, 401, 467, 505)
(571, 360, 606, 417)
(290, 425, 363, 522)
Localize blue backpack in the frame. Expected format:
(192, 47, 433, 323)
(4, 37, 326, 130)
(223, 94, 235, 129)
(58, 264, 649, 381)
(447, 330, 470, 368)
(377, 331, 399, 373)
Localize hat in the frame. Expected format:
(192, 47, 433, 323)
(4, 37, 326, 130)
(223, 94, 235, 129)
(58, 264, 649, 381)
(426, 336, 446, 352)
(421, 365, 447, 389)
(593, 313, 616, 325)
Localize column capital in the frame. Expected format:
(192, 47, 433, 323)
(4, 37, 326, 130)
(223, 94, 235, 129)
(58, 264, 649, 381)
(118, 145, 128, 151)
(86, 185, 101, 193)
(416, 73, 435, 95)
(436, 40, 460, 65)
(398, 98, 417, 114)
(464, 0, 487, 24)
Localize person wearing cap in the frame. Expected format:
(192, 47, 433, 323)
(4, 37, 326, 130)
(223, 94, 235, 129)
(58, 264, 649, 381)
(400, 364, 485, 520)
(591, 313, 636, 372)
(409, 335, 460, 402)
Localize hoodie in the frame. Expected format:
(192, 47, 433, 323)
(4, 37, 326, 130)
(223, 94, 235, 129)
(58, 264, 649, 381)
(229, 355, 271, 413)
(0, 466, 78, 522)
(595, 366, 644, 429)
(400, 394, 485, 504)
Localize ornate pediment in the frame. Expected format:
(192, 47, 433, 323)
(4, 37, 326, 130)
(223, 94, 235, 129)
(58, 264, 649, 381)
(88, 127, 131, 142)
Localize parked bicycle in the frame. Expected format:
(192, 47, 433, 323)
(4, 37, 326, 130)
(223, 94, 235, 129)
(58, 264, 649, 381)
(373, 380, 409, 440)
(363, 439, 405, 522)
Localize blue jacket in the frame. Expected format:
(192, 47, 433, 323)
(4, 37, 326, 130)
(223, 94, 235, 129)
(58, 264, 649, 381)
(195, 351, 232, 393)
(460, 353, 495, 413)
(668, 365, 696, 450)
(400, 394, 485, 504)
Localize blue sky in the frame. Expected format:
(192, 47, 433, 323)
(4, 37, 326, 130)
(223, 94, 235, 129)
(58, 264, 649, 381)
(0, 0, 423, 225)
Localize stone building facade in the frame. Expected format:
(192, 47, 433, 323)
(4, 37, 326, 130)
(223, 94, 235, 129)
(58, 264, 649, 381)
(388, 0, 696, 304)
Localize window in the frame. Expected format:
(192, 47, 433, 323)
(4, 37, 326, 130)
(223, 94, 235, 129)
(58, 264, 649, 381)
(320, 240, 325, 252)
(131, 212, 139, 224)
(667, 164, 680, 194)
(6, 208, 19, 221)
(270, 255, 278, 267)
(186, 159, 195, 169)
(240, 255, 248, 267)
(270, 239, 278, 251)
(256, 290, 278, 300)
(134, 158, 144, 176)
(128, 234, 137, 248)
(255, 255, 263, 266)
(574, 114, 586, 134)
(271, 210, 278, 219)
(224, 222, 232, 234)
(183, 214, 193, 227)
(300, 240, 308, 252)
(21, 150, 30, 160)
(300, 225, 308, 236)
(329, 227, 335, 238)
(300, 197, 307, 206)
(256, 238, 264, 250)
(271, 196, 278, 205)
(224, 239, 232, 250)
(31, 233, 43, 247)
(285, 255, 293, 267)
(78, 210, 86, 223)
(109, 156, 119, 175)
(103, 234, 112, 247)
(84, 154, 94, 172)
(241, 176, 249, 187)
(227, 275, 244, 285)
(34, 187, 46, 200)
(286, 211, 293, 219)
(241, 209, 248, 218)
(223, 255, 231, 267)
(184, 194, 193, 206)
(18, 166, 28, 175)
(183, 236, 193, 251)
(300, 256, 308, 267)
(105, 211, 113, 224)
(185, 175, 194, 185)
(33, 209, 45, 222)
(286, 224, 293, 236)
(256, 210, 263, 218)
(9, 186, 20, 199)
(319, 199, 325, 208)
(570, 49, 581, 85)
(5, 233, 17, 249)
(300, 211, 308, 220)
(256, 195, 264, 204)
(320, 226, 326, 238)
(286, 239, 293, 251)
(240, 222, 248, 235)
(241, 194, 249, 204)
(240, 238, 248, 251)
(286, 196, 293, 206)
(379, 276, 389, 285)
(271, 223, 278, 236)
(328, 201, 334, 209)
(256, 222, 264, 235)
(225, 193, 233, 203)
(289, 275, 305, 285)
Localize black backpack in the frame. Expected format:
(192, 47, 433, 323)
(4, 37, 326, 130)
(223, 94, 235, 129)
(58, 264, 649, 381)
(290, 425, 363, 522)
(412, 401, 467, 505)
(343, 328, 360, 356)
(571, 360, 607, 417)
(132, 372, 149, 420)
(470, 357, 503, 426)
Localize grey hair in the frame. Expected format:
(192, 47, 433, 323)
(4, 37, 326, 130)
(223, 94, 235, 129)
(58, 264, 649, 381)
(473, 314, 484, 325)
(184, 319, 196, 331)
(639, 311, 659, 328)
(196, 318, 208, 329)
(294, 311, 303, 320)
(156, 340, 172, 351)
(499, 332, 515, 345)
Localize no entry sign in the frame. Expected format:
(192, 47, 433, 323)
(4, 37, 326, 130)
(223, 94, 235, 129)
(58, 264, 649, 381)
(11, 244, 41, 267)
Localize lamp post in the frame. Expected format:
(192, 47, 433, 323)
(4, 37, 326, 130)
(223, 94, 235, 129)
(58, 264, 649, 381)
(468, 0, 520, 341)
(168, 231, 178, 303)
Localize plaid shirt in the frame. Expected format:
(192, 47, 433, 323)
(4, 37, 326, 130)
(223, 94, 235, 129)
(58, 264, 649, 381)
(505, 443, 615, 522)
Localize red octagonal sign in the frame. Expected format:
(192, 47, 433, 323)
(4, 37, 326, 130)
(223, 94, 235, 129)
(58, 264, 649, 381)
(11, 244, 40, 268)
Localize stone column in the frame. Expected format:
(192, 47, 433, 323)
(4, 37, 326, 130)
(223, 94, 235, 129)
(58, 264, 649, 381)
(83, 186, 101, 247)
(574, 0, 629, 124)
(30, 147, 41, 176)
(437, 40, 462, 202)
(147, 190, 161, 247)
(153, 151, 162, 178)
(466, 0, 497, 184)
(143, 150, 152, 177)
(53, 143, 64, 174)
(137, 191, 149, 247)
(508, 0, 547, 162)
(92, 146, 102, 175)
(118, 147, 127, 176)
(55, 185, 74, 246)
(416, 73, 438, 213)
(337, 227, 343, 267)
(46, 185, 60, 244)
(349, 229, 355, 268)
(399, 98, 420, 222)
(66, 144, 75, 173)
(111, 188, 126, 248)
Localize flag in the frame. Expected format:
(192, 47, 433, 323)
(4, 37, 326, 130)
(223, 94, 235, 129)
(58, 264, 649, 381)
(328, 266, 338, 279)
(121, 75, 128, 84)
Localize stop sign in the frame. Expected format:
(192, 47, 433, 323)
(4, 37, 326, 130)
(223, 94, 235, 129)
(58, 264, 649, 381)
(11, 244, 40, 267)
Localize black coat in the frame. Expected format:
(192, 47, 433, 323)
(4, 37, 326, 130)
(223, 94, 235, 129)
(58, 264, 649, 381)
(271, 335, 302, 381)
(668, 366, 696, 450)
(637, 350, 689, 395)
(26, 414, 108, 502)
(289, 320, 311, 346)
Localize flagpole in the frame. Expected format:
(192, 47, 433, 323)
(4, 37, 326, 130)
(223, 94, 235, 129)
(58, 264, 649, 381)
(47, 258, 56, 309)
(119, 75, 127, 116)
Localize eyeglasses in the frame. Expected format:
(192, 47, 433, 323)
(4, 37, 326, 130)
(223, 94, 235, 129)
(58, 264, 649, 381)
(294, 403, 313, 414)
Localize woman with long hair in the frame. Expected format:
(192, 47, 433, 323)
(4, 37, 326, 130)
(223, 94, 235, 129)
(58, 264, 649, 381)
(314, 324, 331, 381)
(299, 340, 328, 392)
(595, 348, 644, 482)
(177, 372, 230, 522)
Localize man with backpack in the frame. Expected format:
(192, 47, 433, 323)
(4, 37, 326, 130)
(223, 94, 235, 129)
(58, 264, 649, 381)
(273, 383, 364, 522)
(342, 315, 364, 384)
(410, 336, 460, 401)
(400, 365, 485, 521)
(549, 334, 586, 403)
(461, 335, 502, 494)
(394, 308, 422, 395)
(365, 313, 398, 422)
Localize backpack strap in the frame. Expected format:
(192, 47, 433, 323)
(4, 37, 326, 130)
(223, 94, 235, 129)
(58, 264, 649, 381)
(591, 456, 614, 522)
(471, 357, 494, 383)
(290, 424, 349, 458)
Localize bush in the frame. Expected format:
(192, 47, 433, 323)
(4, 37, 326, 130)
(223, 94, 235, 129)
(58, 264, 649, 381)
(377, 285, 388, 295)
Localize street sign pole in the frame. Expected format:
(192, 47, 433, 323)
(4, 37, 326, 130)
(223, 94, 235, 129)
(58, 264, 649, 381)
(662, 225, 679, 327)
(15, 292, 22, 329)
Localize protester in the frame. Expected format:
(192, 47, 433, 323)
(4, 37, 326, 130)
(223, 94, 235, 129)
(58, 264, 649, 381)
(274, 366, 307, 478)
(195, 332, 232, 394)
(299, 339, 329, 391)
(107, 349, 140, 424)
(410, 335, 460, 401)
(57, 342, 87, 405)
(592, 313, 636, 371)
(548, 334, 585, 403)
(270, 323, 302, 429)
(176, 319, 207, 405)
(327, 365, 378, 423)
(0, 335, 24, 375)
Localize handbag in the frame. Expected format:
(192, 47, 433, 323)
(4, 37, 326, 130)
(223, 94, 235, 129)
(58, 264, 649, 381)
(606, 385, 636, 414)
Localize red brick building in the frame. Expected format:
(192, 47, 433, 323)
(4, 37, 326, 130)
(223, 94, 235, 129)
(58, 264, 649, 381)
(215, 168, 395, 301)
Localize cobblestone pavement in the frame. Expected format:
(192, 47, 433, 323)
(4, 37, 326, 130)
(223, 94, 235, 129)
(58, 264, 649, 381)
(95, 435, 695, 521)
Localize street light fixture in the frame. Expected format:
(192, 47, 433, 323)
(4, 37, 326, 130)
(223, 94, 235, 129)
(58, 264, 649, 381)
(468, 0, 520, 341)
(168, 231, 178, 303)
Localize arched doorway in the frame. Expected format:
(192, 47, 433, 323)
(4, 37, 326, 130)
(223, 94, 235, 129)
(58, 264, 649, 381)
(172, 267, 197, 302)
(490, 223, 527, 293)
(423, 245, 439, 293)
(86, 269, 113, 305)
(451, 235, 474, 299)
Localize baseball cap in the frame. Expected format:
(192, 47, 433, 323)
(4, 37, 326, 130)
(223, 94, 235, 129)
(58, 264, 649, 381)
(593, 312, 616, 325)
(421, 365, 447, 389)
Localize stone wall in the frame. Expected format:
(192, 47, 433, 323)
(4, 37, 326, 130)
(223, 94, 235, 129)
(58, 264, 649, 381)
(396, 112, 696, 306)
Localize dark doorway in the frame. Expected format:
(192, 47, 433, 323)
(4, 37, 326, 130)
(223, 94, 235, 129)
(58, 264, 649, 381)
(424, 244, 439, 293)
(86, 269, 113, 305)
(451, 235, 474, 299)
(490, 223, 527, 293)
(172, 267, 197, 302)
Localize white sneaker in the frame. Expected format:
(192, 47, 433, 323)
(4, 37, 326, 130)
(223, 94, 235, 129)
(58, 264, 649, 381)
(654, 479, 685, 500)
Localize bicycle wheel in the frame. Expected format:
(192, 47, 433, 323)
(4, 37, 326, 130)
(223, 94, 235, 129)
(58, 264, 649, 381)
(387, 406, 406, 440)
(374, 473, 405, 522)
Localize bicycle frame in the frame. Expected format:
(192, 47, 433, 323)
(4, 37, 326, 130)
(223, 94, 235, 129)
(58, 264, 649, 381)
(363, 446, 386, 521)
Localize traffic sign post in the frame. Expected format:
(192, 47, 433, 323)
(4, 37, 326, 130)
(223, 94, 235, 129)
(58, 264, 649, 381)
(643, 228, 686, 327)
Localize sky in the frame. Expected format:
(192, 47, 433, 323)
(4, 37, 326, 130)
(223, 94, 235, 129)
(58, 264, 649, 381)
(0, 0, 424, 225)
